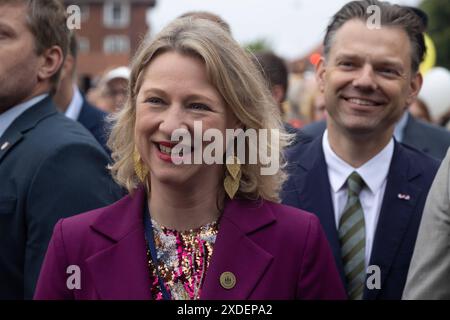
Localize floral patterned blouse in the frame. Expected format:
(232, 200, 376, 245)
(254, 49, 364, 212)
(146, 218, 219, 300)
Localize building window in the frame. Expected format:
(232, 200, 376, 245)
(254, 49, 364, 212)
(103, 35, 130, 54)
(78, 37, 90, 53)
(103, 0, 130, 28)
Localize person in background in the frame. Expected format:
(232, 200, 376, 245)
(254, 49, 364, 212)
(35, 17, 346, 300)
(0, 0, 123, 299)
(402, 148, 450, 299)
(89, 66, 130, 113)
(252, 51, 307, 144)
(53, 32, 110, 152)
(417, 67, 450, 126)
(304, 86, 327, 123)
(409, 98, 431, 123)
(287, 72, 315, 127)
(282, 0, 439, 299)
(252, 51, 289, 117)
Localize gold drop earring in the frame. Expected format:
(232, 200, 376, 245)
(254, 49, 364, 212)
(224, 156, 241, 199)
(133, 148, 149, 183)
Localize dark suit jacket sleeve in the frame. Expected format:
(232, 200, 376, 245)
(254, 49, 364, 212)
(296, 214, 347, 299)
(33, 219, 72, 299)
(24, 142, 122, 299)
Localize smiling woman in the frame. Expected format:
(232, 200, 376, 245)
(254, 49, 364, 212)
(34, 17, 346, 300)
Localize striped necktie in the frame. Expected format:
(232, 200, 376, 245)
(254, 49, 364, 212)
(339, 171, 366, 300)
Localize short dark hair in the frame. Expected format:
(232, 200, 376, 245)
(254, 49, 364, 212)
(178, 11, 232, 34)
(252, 51, 288, 101)
(323, 0, 426, 73)
(405, 6, 428, 30)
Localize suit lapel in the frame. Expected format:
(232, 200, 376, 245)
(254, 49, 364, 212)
(289, 137, 346, 284)
(86, 187, 151, 299)
(201, 200, 275, 299)
(0, 131, 23, 163)
(85, 227, 151, 299)
(365, 142, 422, 299)
(0, 96, 56, 164)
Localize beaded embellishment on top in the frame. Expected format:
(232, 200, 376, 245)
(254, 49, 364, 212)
(147, 219, 219, 300)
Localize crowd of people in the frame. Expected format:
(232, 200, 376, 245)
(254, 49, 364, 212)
(1, 0, 450, 300)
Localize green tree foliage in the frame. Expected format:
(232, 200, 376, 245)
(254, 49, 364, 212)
(244, 38, 273, 53)
(420, 0, 450, 69)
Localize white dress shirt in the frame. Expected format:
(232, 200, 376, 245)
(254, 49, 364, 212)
(322, 130, 394, 267)
(64, 86, 83, 121)
(0, 94, 48, 139)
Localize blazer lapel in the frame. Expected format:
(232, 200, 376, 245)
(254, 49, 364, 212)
(365, 142, 422, 299)
(0, 96, 56, 164)
(86, 187, 151, 300)
(288, 137, 346, 284)
(201, 200, 275, 299)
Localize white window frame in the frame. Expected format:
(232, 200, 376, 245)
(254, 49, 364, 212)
(103, 0, 130, 28)
(103, 35, 130, 54)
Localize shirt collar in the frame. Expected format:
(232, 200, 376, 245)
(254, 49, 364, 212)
(0, 94, 48, 139)
(65, 85, 83, 120)
(323, 129, 394, 194)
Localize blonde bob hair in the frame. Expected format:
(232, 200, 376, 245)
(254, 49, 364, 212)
(108, 17, 292, 202)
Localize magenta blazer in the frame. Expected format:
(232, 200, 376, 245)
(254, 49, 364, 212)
(34, 187, 346, 300)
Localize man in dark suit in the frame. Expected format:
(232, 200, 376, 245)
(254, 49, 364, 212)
(300, 111, 450, 160)
(282, 0, 440, 299)
(0, 0, 123, 299)
(53, 32, 109, 152)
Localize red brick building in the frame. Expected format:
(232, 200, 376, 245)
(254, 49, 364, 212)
(64, 0, 156, 81)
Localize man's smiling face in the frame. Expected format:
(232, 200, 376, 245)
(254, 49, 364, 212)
(317, 19, 422, 137)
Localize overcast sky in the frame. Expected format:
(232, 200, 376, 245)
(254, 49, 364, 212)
(147, 0, 421, 60)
